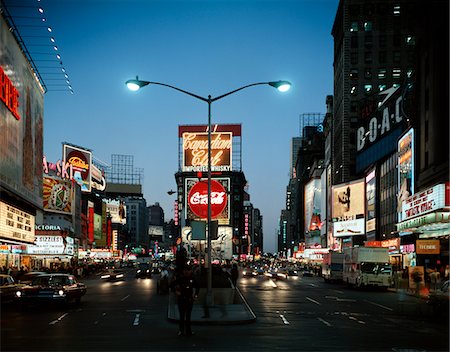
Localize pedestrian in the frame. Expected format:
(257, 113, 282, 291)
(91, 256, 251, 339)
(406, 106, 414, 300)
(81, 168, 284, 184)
(170, 266, 199, 336)
(230, 263, 239, 287)
(445, 265, 449, 280)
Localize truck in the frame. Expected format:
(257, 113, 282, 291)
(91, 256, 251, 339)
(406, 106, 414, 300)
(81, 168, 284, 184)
(322, 251, 344, 282)
(343, 246, 392, 288)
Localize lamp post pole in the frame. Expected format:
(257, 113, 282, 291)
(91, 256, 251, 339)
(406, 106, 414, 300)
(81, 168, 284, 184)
(126, 78, 291, 310)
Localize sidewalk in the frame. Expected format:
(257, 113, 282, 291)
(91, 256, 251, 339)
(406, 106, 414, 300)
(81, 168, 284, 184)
(167, 287, 256, 325)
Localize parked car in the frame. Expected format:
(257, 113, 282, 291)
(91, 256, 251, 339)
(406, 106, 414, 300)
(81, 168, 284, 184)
(0, 274, 23, 303)
(135, 263, 152, 279)
(100, 269, 125, 281)
(15, 273, 86, 305)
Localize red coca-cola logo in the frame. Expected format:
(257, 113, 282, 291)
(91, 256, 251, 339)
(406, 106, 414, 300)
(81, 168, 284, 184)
(188, 180, 227, 219)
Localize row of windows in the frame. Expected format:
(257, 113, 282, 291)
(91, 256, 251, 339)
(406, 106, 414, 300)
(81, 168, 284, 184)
(350, 68, 413, 80)
(350, 50, 415, 65)
(350, 83, 402, 96)
(351, 35, 415, 50)
(348, 3, 402, 17)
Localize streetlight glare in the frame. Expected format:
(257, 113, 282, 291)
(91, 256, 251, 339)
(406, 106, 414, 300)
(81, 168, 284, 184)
(269, 80, 292, 92)
(126, 81, 141, 91)
(277, 83, 291, 92)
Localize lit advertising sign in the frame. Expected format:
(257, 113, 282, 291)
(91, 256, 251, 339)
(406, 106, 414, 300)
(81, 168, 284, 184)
(182, 131, 232, 172)
(365, 169, 376, 233)
(27, 235, 74, 255)
(416, 239, 440, 255)
(188, 180, 227, 219)
(397, 128, 414, 221)
(356, 86, 403, 152)
(401, 183, 448, 221)
(105, 200, 126, 225)
(43, 156, 72, 180)
(185, 177, 230, 225)
(332, 179, 365, 237)
(0, 201, 35, 243)
(304, 178, 321, 234)
(0, 18, 44, 209)
(182, 225, 233, 260)
(94, 213, 102, 240)
(63, 144, 92, 192)
(43, 177, 73, 214)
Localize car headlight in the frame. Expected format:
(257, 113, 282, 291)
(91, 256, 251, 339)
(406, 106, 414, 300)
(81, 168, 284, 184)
(58, 290, 64, 296)
(15, 291, 21, 297)
(146, 270, 150, 273)
(116, 274, 124, 278)
(137, 270, 141, 273)
(101, 275, 110, 279)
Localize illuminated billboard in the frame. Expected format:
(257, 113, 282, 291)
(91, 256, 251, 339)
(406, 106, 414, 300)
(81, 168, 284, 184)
(179, 124, 241, 172)
(105, 200, 126, 225)
(0, 16, 44, 209)
(0, 201, 35, 244)
(184, 177, 230, 225)
(365, 169, 376, 235)
(332, 179, 365, 237)
(304, 178, 321, 234)
(43, 177, 73, 214)
(63, 144, 92, 192)
(397, 128, 414, 221)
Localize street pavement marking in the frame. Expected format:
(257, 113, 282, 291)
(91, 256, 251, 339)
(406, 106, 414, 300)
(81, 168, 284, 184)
(317, 317, 332, 327)
(269, 279, 277, 288)
(279, 314, 290, 325)
(121, 295, 130, 301)
(348, 316, 366, 324)
(49, 312, 68, 325)
(133, 313, 140, 326)
(306, 297, 321, 305)
(365, 300, 393, 311)
(309, 283, 317, 287)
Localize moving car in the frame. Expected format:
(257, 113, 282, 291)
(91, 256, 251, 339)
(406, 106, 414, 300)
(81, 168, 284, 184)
(135, 263, 152, 279)
(15, 273, 86, 305)
(100, 269, 125, 281)
(0, 274, 23, 303)
(16, 271, 47, 285)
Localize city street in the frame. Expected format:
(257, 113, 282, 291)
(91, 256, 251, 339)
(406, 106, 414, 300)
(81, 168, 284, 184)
(1, 269, 448, 352)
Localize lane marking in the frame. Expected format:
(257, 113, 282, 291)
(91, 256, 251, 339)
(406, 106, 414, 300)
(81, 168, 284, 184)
(309, 283, 317, 287)
(121, 295, 130, 301)
(365, 300, 393, 311)
(333, 290, 344, 294)
(279, 314, 290, 325)
(49, 312, 69, 325)
(127, 309, 146, 313)
(306, 297, 321, 305)
(269, 279, 277, 288)
(349, 315, 366, 324)
(133, 313, 140, 326)
(317, 317, 332, 326)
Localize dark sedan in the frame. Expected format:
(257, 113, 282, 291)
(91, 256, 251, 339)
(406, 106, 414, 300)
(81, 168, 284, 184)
(15, 273, 86, 305)
(136, 263, 152, 279)
(0, 274, 23, 303)
(100, 269, 125, 281)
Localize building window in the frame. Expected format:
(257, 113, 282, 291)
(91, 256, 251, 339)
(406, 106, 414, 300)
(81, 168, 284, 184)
(393, 35, 401, 47)
(378, 84, 387, 91)
(349, 68, 358, 79)
(365, 35, 373, 48)
(392, 68, 401, 79)
(406, 35, 416, 45)
(350, 86, 357, 95)
(393, 83, 400, 88)
(379, 51, 386, 63)
(379, 35, 387, 47)
(407, 68, 414, 78)
(364, 84, 373, 94)
(350, 101, 358, 113)
(364, 69, 372, 79)
(350, 22, 358, 32)
(351, 36, 358, 48)
(364, 52, 373, 64)
(378, 68, 387, 79)
(364, 21, 373, 31)
(393, 51, 401, 63)
(351, 52, 358, 65)
(393, 4, 401, 16)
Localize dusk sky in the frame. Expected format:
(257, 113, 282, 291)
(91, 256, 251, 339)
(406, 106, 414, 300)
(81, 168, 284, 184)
(37, 0, 339, 253)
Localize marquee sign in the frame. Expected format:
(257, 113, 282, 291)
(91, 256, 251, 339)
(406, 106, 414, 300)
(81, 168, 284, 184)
(401, 183, 449, 221)
(0, 201, 35, 243)
(188, 180, 227, 219)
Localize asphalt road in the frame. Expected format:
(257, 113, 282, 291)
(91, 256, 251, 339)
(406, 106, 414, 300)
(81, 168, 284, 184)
(1, 269, 449, 352)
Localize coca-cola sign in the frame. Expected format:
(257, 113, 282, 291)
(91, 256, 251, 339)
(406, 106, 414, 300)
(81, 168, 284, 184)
(188, 180, 227, 219)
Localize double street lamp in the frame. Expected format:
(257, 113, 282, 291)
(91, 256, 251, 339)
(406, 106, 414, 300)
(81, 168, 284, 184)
(126, 77, 291, 308)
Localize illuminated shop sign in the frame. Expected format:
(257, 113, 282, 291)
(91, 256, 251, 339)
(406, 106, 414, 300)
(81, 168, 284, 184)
(0, 66, 20, 120)
(401, 183, 448, 221)
(43, 155, 73, 180)
(182, 131, 232, 172)
(43, 177, 73, 214)
(332, 179, 365, 237)
(0, 201, 35, 243)
(416, 239, 440, 255)
(35, 225, 62, 231)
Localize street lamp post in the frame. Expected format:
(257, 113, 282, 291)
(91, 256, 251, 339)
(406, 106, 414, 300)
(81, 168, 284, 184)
(126, 77, 291, 309)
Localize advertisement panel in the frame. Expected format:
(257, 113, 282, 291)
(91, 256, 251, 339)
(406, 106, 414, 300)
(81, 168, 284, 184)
(185, 177, 230, 225)
(63, 144, 92, 192)
(416, 240, 440, 255)
(365, 169, 376, 234)
(0, 201, 35, 243)
(397, 128, 414, 221)
(27, 235, 74, 255)
(0, 17, 44, 208)
(43, 177, 73, 214)
(181, 225, 233, 260)
(105, 200, 126, 225)
(332, 179, 365, 237)
(401, 183, 447, 221)
(93, 213, 102, 240)
(304, 178, 321, 234)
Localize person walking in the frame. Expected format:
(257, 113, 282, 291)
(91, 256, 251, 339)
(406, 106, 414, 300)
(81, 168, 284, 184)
(230, 263, 239, 288)
(171, 266, 199, 336)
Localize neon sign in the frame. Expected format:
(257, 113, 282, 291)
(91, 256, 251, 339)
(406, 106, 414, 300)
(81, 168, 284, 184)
(0, 66, 20, 120)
